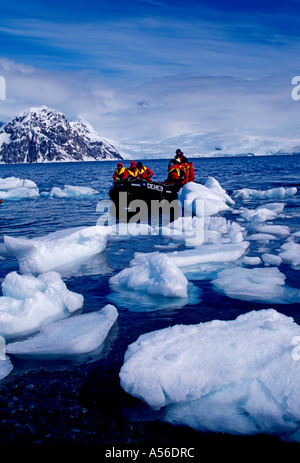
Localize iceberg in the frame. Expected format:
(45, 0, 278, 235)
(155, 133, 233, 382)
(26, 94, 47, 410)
(4, 225, 111, 274)
(0, 271, 84, 339)
(109, 252, 188, 298)
(120, 309, 300, 442)
(178, 177, 234, 217)
(6, 305, 118, 357)
(0, 176, 39, 200)
(212, 267, 300, 304)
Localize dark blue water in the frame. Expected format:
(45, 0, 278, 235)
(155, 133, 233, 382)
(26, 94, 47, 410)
(0, 156, 299, 448)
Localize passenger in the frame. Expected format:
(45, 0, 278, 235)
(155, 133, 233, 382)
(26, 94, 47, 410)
(175, 156, 189, 184)
(186, 161, 195, 182)
(164, 160, 185, 187)
(136, 161, 153, 181)
(174, 148, 189, 164)
(123, 160, 139, 179)
(113, 162, 126, 181)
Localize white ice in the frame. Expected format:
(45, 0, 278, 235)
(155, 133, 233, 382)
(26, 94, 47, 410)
(165, 241, 250, 267)
(120, 309, 300, 442)
(0, 271, 83, 339)
(279, 240, 300, 269)
(233, 186, 297, 200)
(4, 225, 111, 274)
(161, 215, 245, 247)
(109, 252, 188, 298)
(178, 177, 235, 217)
(47, 185, 99, 198)
(6, 305, 118, 357)
(212, 267, 300, 304)
(0, 176, 39, 200)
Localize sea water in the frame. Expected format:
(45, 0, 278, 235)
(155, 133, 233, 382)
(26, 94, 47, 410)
(0, 155, 299, 445)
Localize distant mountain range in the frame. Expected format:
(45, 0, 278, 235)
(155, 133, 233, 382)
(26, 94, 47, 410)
(114, 132, 300, 159)
(0, 106, 122, 163)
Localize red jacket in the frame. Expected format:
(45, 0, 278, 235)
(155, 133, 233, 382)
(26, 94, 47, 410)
(137, 166, 153, 180)
(113, 166, 126, 181)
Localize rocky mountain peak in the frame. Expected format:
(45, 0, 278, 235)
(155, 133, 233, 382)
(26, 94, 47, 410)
(0, 106, 122, 163)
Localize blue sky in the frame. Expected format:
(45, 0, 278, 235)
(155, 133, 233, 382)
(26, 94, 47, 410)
(1, 0, 300, 142)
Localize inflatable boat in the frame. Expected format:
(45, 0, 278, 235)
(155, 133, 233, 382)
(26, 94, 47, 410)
(109, 178, 180, 205)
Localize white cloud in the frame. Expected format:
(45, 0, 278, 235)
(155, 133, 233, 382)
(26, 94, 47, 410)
(0, 57, 299, 145)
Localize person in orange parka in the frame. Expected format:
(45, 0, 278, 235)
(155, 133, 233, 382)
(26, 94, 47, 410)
(186, 161, 195, 182)
(113, 162, 126, 181)
(164, 160, 182, 187)
(123, 161, 139, 179)
(137, 161, 153, 181)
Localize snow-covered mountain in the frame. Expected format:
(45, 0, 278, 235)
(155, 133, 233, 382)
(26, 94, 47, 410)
(114, 132, 300, 159)
(0, 106, 122, 163)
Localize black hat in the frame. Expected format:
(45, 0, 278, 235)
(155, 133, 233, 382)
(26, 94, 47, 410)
(137, 161, 143, 168)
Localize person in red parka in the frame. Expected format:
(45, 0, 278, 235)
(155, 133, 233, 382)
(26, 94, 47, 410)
(137, 161, 153, 181)
(123, 161, 139, 179)
(113, 162, 126, 181)
(164, 160, 181, 187)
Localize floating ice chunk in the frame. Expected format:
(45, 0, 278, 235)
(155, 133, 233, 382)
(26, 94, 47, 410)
(279, 241, 300, 269)
(252, 224, 290, 237)
(164, 241, 250, 267)
(48, 185, 99, 198)
(164, 216, 244, 247)
(262, 253, 282, 266)
(247, 233, 277, 241)
(0, 177, 37, 190)
(212, 267, 300, 304)
(0, 335, 13, 380)
(0, 357, 13, 380)
(233, 186, 297, 200)
(4, 225, 111, 274)
(109, 252, 188, 298)
(242, 256, 262, 266)
(6, 305, 117, 357)
(178, 178, 234, 217)
(0, 176, 39, 200)
(120, 309, 300, 441)
(107, 282, 201, 312)
(240, 207, 278, 225)
(0, 271, 84, 339)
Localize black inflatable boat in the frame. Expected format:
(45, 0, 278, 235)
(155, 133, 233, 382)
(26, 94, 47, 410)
(109, 178, 180, 204)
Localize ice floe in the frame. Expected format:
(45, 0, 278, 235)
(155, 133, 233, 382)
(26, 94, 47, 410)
(279, 240, 300, 269)
(166, 241, 250, 267)
(47, 185, 99, 198)
(120, 309, 300, 442)
(0, 271, 83, 340)
(4, 225, 111, 274)
(178, 178, 235, 217)
(212, 267, 300, 304)
(6, 305, 117, 357)
(0, 176, 39, 200)
(233, 186, 297, 200)
(109, 252, 188, 298)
